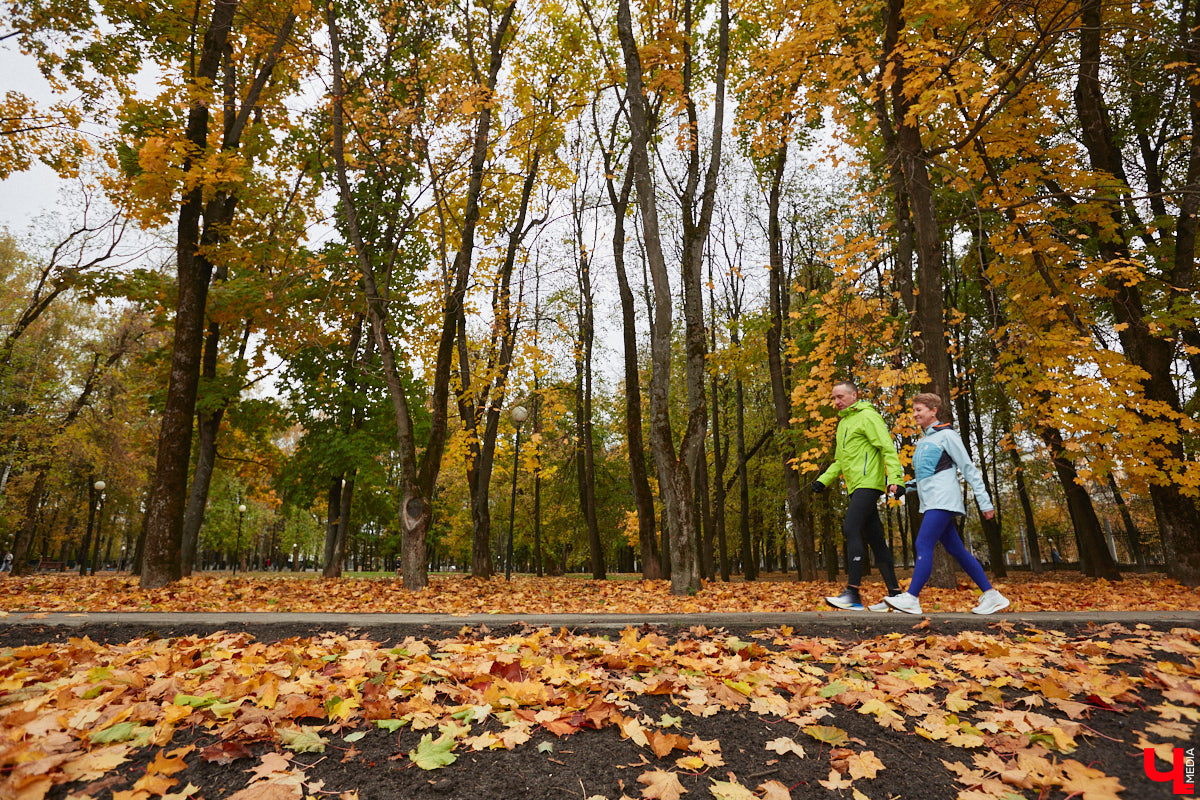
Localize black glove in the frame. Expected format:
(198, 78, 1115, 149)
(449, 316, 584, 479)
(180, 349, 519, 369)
(888, 484, 906, 499)
(811, 480, 825, 494)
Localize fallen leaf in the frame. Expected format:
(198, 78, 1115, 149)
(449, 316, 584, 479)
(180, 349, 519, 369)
(765, 737, 805, 758)
(638, 769, 687, 800)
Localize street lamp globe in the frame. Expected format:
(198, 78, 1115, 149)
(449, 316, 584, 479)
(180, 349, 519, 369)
(512, 405, 528, 424)
(238, 504, 247, 513)
(94, 480, 106, 492)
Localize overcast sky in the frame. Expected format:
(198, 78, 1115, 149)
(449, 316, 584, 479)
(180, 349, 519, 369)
(0, 41, 66, 235)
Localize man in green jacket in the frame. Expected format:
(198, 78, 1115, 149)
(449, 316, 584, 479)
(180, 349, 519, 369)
(813, 379, 904, 611)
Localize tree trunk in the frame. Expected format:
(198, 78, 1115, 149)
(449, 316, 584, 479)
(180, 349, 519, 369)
(10, 469, 47, 576)
(735, 375, 755, 581)
(696, 451, 715, 579)
(533, 285, 545, 578)
(1040, 426, 1121, 579)
(821, 500, 838, 580)
(960, 375, 1005, 577)
(603, 154, 660, 579)
(181, 319, 252, 576)
(142, 0, 289, 588)
(885, 0, 950, 402)
(710, 374, 731, 581)
(324, 471, 355, 579)
(1106, 473, 1144, 567)
(617, 0, 698, 594)
(764, 144, 816, 581)
(575, 253, 605, 579)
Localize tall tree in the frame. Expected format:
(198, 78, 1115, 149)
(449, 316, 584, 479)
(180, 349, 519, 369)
(1073, 0, 1200, 585)
(324, 0, 473, 591)
(617, 0, 729, 595)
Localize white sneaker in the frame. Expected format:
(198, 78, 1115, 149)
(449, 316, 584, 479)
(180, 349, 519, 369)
(867, 601, 891, 612)
(884, 592, 923, 614)
(972, 589, 1010, 615)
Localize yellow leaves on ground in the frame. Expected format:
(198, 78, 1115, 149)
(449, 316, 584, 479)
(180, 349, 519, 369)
(1, 622, 1196, 799)
(0, 571, 1196, 614)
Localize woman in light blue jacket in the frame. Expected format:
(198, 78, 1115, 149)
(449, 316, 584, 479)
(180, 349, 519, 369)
(884, 393, 1010, 615)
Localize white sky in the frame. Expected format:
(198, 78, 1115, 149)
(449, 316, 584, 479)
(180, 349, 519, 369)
(0, 41, 67, 234)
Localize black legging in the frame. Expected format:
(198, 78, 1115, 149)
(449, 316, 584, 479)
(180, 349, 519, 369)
(843, 488, 900, 593)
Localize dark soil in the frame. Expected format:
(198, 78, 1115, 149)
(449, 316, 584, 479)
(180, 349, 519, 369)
(4, 618, 1195, 800)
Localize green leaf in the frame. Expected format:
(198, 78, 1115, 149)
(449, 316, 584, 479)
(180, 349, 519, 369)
(279, 726, 327, 753)
(345, 731, 366, 743)
(410, 734, 457, 770)
(172, 693, 219, 708)
(87, 666, 113, 682)
(537, 742, 554, 754)
(819, 680, 849, 698)
(210, 699, 247, 718)
(90, 722, 152, 746)
(659, 713, 683, 729)
(376, 719, 407, 732)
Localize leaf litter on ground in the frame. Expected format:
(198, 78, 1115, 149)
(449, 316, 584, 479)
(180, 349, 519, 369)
(0, 572, 1197, 615)
(1, 615, 1197, 799)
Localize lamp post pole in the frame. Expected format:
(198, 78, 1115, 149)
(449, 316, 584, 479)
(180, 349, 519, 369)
(80, 480, 105, 576)
(234, 503, 246, 574)
(505, 405, 528, 580)
(91, 481, 107, 575)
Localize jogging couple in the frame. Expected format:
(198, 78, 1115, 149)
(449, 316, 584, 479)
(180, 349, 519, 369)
(812, 379, 1009, 616)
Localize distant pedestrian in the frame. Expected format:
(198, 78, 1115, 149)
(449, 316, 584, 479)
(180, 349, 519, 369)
(884, 393, 1010, 616)
(813, 380, 904, 612)
(0, 551, 10, 572)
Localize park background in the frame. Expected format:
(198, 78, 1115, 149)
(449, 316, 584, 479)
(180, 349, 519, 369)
(0, 0, 1197, 596)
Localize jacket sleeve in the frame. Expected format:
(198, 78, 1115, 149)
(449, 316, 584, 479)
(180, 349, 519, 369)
(865, 409, 904, 486)
(816, 459, 840, 487)
(943, 429, 994, 513)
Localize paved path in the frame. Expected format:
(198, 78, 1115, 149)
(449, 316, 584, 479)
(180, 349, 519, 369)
(3, 609, 1196, 632)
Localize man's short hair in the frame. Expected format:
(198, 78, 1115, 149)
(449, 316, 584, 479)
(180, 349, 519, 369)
(833, 379, 858, 394)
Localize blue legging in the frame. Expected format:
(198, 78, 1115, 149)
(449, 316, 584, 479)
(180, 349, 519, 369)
(907, 509, 992, 597)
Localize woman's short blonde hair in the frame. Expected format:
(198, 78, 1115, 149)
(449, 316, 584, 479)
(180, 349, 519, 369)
(912, 392, 947, 422)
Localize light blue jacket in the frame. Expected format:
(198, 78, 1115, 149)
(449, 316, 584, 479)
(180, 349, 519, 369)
(908, 423, 993, 515)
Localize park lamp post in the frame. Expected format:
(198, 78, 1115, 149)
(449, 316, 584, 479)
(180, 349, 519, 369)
(234, 503, 247, 575)
(504, 405, 528, 581)
(92, 481, 106, 574)
(81, 480, 106, 576)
